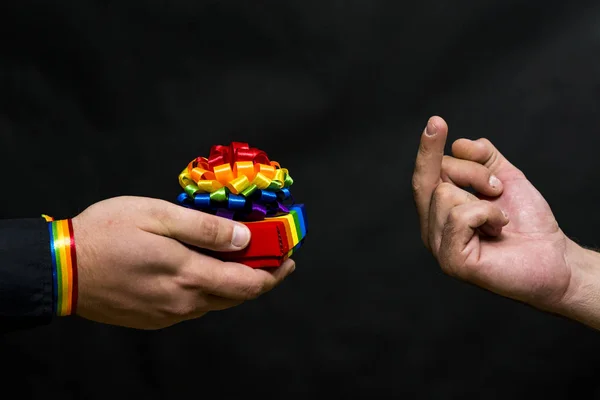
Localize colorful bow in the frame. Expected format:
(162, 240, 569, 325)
(177, 142, 295, 221)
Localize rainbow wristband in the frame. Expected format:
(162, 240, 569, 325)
(42, 215, 78, 316)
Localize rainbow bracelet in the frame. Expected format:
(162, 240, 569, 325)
(42, 215, 78, 316)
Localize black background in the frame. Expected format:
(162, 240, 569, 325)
(1, 1, 600, 398)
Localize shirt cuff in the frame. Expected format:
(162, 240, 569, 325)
(0, 218, 53, 322)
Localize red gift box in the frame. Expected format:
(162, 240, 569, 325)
(209, 204, 306, 268)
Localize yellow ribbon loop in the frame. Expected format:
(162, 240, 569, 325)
(179, 160, 292, 197)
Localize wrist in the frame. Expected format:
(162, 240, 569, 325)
(555, 238, 600, 329)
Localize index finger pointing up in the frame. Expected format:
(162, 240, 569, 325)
(412, 116, 449, 248)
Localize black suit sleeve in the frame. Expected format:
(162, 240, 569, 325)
(0, 218, 53, 333)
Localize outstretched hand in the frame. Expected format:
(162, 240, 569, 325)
(412, 116, 572, 311)
(71, 196, 295, 330)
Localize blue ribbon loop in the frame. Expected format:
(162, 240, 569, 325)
(177, 187, 294, 221)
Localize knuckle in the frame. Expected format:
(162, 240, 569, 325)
(433, 182, 454, 202)
(175, 266, 202, 290)
(146, 203, 174, 236)
(148, 201, 170, 221)
(440, 219, 458, 242)
(476, 137, 492, 147)
(199, 217, 225, 246)
(447, 207, 463, 225)
(475, 138, 498, 165)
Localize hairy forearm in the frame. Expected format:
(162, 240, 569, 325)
(555, 239, 600, 331)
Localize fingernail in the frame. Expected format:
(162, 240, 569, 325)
(232, 224, 250, 248)
(425, 120, 438, 136)
(489, 175, 501, 188)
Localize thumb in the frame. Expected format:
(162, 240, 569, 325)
(438, 200, 509, 278)
(151, 201, 251, 252)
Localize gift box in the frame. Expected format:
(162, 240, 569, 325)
(177, 142, 307, 268)
(207, 204, 307, 268)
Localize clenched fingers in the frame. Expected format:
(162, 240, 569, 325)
(438, 200, 509, 277)
(428, 182, 479, 254)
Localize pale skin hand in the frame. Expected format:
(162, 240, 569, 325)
(411, 116, 600, 326)
(71, 196, 295, 330)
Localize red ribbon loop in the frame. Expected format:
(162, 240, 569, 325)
(206, 142, 271, 170)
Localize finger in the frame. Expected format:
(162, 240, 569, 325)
(428, 182, 479, 254)
(150, 201, 252, 251)
(441, 156, 503, 196)
(438, 200, 509, 277)
(182, 254, 296, 301)
(412, 116, 449, 248)
(451, 138, 523, 177)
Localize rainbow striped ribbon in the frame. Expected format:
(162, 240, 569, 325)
(42, 215, 78, 316)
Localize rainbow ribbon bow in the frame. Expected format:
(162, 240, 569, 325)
(177, 142, 295, 221)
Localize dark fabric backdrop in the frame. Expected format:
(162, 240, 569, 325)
(1, 1, 600, 398)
